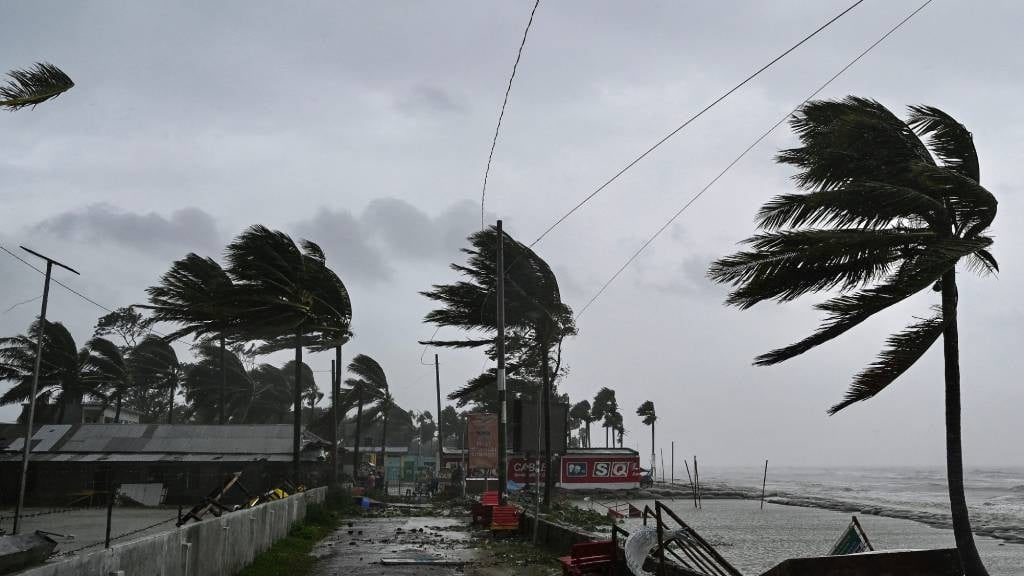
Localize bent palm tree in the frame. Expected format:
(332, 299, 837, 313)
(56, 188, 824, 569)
(144, 254, 237, 424)
(345, 354, 388, 479)
(129, 336, 182, 424)
(82, 337, 132, 422)
(1, 63, 73, 110)
(592, 387, 617, 448)
(709, 97, 995, 576)
(637, 400, 656, 477)
(569, 400, 593, 448)
(422, 226, 576, 507)
(183, 343, 254, 423)
(0, 320, 99, 423)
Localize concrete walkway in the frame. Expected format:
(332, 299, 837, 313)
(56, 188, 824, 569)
(309, 516, 480, 576)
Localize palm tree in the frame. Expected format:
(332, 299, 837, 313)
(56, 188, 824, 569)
(182, 343, 254, 423)
(637, 401, 656, 478)
(82, 337, 132, 422)
(569, 400, 593, 448)
(591, 387, 617, 448)
(1, 62, 73, 110)
(129, 336, 182, 424)
(422, 226, 576, 507)
(225, 225, 345, 476)
(0, 320, 101, 423)
(709, 97, 996, 576)
(245, 364, 292, 423)
(144, 254, 237, 425)
(344, 354, 388, 480)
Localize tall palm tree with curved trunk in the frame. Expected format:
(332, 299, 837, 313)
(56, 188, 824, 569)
(0, 321, 104, 423)
(569, 400, 593, 448)
(226, 226, 350, 477)
(591, 387, 617, 448)
(345, 354, 388, 480)
(422, 226, 576, 507)
(144, 254, 236, 424)
(82, 337, 132, 422)
(129, 336, 182, 424)
(637, 401, 656, 478)
(709, 97, 996, 576)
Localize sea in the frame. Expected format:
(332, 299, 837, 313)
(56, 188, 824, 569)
(578, 466, 1024, 575)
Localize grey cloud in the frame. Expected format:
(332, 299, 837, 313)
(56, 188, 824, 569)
(32, 204, 220, 255)
(395, 85, 466, 116)
(293, 198, 482, 284)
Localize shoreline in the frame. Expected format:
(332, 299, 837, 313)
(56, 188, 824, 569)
(565, 481, 1024, 546)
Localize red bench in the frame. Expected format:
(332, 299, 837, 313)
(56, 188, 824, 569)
(472, 490, 500, 525)
(491, 504, 521, 533)
(559, 540, 616, 576)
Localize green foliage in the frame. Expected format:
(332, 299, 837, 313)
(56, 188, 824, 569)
(0, 62, 73, 110)
(636, 400, 656, 426)
(710, 97, 997, 414)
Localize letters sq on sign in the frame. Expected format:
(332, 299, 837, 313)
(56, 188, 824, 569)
(593, 462, 610, 477)
(567, 463, 587, 478)
(611, 462, 628, 477)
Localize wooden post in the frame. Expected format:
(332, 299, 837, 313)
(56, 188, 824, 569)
(660, 448, 665, 483)
(684, 460, 696, 508)
(655, 501, 666, 576)
(694, 456, 701, 510)
(671, 441, 674, 484)
(104, 470, 115, 548)
(760, 459, 768, 510)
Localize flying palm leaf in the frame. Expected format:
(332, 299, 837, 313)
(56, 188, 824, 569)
(1, 62, 74, 110)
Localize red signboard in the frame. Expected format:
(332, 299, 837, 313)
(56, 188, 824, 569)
(466, 413, 498, 471)
(560, 452, 641, 488)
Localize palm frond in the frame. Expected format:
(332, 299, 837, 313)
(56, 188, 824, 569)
(756, 182, 945, 231)
(907, 105, 979, 182)
(829, 311, 946, 414)
(0, 63, 74, 110)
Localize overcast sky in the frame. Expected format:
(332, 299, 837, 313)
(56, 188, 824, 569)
(2, 1, 1023, 469)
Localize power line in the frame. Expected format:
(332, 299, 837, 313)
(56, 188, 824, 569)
(574, 0, 936, 320)
(529, 0, 867, 248)
(480, 0, 542, 229)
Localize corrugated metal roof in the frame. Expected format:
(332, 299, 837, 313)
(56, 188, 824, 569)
(0, 424, 321, 457)
(0, 452, 304, 463)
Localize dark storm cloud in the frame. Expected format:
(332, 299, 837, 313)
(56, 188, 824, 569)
(293, 198, 484, 283)
(32, 204, 220, 255)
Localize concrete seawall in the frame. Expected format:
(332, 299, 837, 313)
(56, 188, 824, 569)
(19, 487, 326, 576)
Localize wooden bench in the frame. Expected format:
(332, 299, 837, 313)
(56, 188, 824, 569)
(559, 540, 616, 576)
(491, 505, 521, 534)
(472, 490, 500, 525)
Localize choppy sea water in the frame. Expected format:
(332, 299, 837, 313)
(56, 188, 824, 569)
(577, 466, 1024, 575)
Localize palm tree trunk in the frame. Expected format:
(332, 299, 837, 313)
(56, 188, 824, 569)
(167, 381, 174, 424)
(332, 345, 341, 486)
(292, 329, 302, 479)
(380, 406, 389, 491)
(651, 421, 656, 480)
(605, 426, 609, 448)
(941, 270, 988, 576)
(114, 394, 122, 423)
(353, 391, 363, 481)
(540, 339, 553, 509)
(219, 336, 226, 425)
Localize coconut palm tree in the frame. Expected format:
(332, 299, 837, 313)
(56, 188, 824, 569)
(245, 364, 292, 424)
(225, 226, 345, 476)
(0, 320, 102, 423)
(82, 337, 132, 422)
(144, 254, 237, 425)
(709, 97, 996, 576)
(569, 400, 593, 448)
(1, 62, 73, 110)
(422, 226, 576, 507)
(129, 336, 182, 424)
(344, 354, 388, 479)
(182, 343, 254, 423)
(637, 401, 656, 477)
(591, 387, 617, 448)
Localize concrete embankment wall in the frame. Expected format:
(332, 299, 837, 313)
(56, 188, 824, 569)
(20, 487, 326, 576)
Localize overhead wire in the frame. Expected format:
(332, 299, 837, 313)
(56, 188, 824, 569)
(574, 0, 936, 320)
(528, 0, 867, 248)
(480, 0, 542, 229)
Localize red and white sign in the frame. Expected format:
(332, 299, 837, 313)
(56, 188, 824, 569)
(560, 452, 641, 490)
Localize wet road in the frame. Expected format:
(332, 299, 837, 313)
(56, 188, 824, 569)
(309, 516, 481, 576)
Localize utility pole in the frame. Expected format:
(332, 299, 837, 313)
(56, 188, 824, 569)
(671, 441, 675, 484)
(330, 357, 338, 486)
(434, 354, 442, 477)
(13, 246, 79, 534)
(495, 220, 508, 504)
